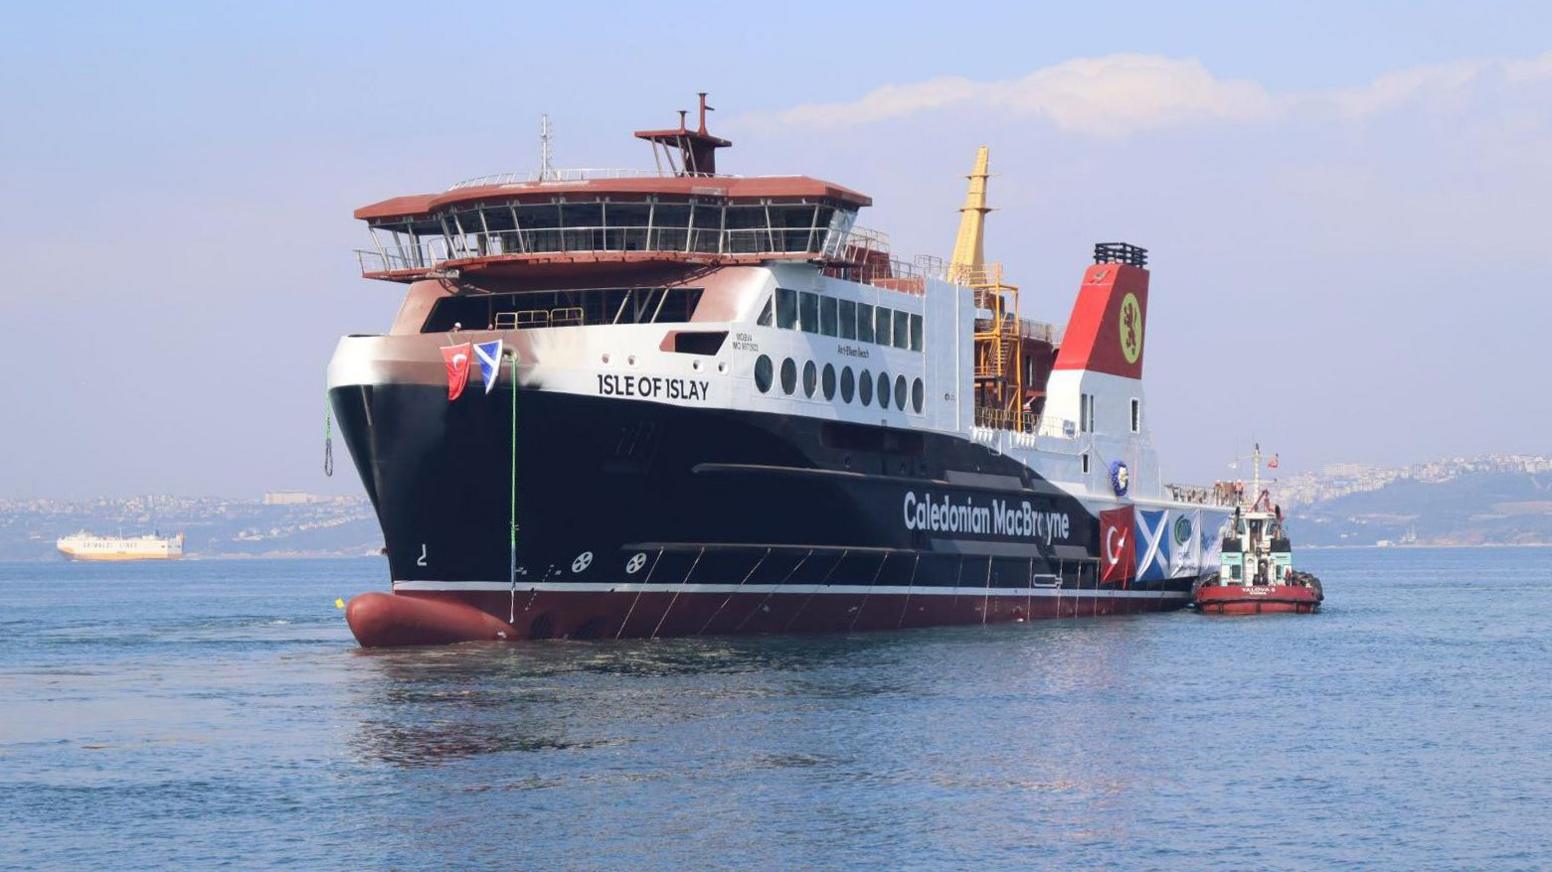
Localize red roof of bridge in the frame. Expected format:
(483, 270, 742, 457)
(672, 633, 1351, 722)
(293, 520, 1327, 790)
(355, 175, 872, 222)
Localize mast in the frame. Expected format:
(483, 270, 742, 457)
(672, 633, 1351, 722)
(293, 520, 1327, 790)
(948, 146, 991, 283)
(539, 114, 555, 181)
(1252, 442, 1262, 505)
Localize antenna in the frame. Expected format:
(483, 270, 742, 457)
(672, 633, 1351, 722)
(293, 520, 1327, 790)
(539, 113, 554, 180)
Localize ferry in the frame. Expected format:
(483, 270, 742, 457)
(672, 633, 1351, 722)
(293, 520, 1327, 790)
(330, 95, 1234, 646)
(1194, 447, 1323, 614)
(57, 531, 184, 561)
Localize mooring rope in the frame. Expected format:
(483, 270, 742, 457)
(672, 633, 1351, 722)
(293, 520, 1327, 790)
(323, 396, 334, 478)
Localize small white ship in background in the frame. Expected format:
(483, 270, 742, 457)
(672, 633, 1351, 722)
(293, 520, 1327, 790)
(56, 531, 184, 561)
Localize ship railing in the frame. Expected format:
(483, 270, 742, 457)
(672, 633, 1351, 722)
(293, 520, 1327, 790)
(1167, 482, 1237, 507)
(971, 408, 1081, 440)
(448, 168, 728, 189)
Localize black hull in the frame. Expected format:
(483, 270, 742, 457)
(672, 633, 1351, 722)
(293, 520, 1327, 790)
(331, 385, 1192, 641)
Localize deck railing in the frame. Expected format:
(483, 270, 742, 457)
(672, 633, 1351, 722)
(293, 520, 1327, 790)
(448, 168, 725, 189)
(971, 407, 1079, 439)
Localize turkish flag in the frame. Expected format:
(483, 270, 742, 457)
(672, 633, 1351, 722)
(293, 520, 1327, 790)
(441, 343, 473, 401)
(1100, 507, 1135, 584)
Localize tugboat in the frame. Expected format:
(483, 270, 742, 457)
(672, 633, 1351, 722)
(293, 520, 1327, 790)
(1193, 447, 1322, 614)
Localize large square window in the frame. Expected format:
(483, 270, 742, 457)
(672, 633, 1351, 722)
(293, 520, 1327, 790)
(819, 296, 838, 337)
(838, 299, 857, 340)
(857, 303, 875, 343)
(776, 288, 798, 329)
(909, 314, 923, 351)
(892, 310, 909, 349)
(874, 307, 892, 347)
(799, 292, 820, 334)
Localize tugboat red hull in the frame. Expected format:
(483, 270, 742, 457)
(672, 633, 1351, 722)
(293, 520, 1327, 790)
(1194, 584, 1321, 615)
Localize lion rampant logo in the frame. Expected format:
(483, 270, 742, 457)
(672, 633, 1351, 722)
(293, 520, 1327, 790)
(1118, 292, 1143, 365)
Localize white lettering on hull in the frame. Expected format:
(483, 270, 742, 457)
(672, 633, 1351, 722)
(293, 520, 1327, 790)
(596, 374, 710, 401)
(902, 491, 1072, 544)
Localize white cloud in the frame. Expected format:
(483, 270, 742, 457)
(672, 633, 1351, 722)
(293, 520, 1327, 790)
(748, 52, 1552, 138)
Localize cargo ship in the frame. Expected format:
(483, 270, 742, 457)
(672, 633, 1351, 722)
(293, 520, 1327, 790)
(331, 95, 1234, 647)
(56, 531, 184, 561)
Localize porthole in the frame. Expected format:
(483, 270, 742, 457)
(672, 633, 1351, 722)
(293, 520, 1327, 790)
(877, 372, 890, 410)
(840, 366, 855, 403)
(692, 359, 702, 372)
(859, 369, 873, 406)
(912, 378, 925, 413)
(821, 363, 836, 401)
(627, 355, 637, 366)
(802, 360, 817, 398)
(717, 361, 728, 374)
(780, 358, 797, 395)
(754, 355, 773, 393)
(602, 353, 611, 364)
(895, 375, 907, 411)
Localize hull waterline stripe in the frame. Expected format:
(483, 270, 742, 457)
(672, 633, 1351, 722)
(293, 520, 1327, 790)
(391, 580, 1186, 599)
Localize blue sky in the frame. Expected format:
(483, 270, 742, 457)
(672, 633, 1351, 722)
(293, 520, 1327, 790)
(1, 2, 1549, 497)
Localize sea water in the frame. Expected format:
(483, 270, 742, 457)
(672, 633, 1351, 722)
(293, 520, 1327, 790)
(1, 549, 1548, 870)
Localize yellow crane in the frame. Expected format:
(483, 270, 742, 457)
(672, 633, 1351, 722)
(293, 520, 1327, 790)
(949, 147, 1027, 431)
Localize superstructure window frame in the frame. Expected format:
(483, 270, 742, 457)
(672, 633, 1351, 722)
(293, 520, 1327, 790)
(819, 296, 839, 337)
(799, 291, 820, 334)
(838, 299, 857, 340)
(776, 288, 798, 330)
(857, 303, 875, 343)
(873, 306, 891, 346)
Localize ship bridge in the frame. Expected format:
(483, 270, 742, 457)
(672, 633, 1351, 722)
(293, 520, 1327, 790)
(354, 94, 876, 283)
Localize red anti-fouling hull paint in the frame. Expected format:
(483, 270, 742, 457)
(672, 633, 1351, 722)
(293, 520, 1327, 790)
(1193, 585, 1321, 615)
(346, 592, 517, 647)
(345, 588, 1188, 647)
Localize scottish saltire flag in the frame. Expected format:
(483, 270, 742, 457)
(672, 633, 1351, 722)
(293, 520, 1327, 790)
(473, 339, 504, 395)
(1170, 510, 1202, 577)
(1134, 508, 1171, 582)
(1201, 517, 1224, 573)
